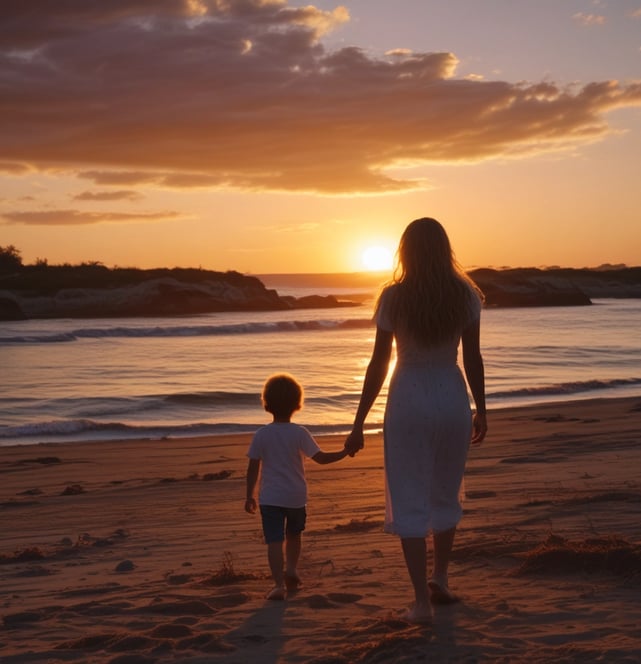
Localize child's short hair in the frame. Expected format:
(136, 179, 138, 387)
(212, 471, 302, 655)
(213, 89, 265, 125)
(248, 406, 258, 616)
(262, 373, 303, 418)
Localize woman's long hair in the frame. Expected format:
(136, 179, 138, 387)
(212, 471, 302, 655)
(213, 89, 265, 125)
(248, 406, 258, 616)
(376, 217, 483, 344)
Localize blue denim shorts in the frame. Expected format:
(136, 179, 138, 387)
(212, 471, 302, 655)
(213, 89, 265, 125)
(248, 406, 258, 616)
(259, 505, 307, 544)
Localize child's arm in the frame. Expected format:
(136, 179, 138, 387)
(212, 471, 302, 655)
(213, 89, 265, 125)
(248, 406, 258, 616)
(311, 448, 348, 465)
(245, 458, 260, 513)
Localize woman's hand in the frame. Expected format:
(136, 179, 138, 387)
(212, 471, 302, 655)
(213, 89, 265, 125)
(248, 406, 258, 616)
(471, 412, 487, 445)
(344, 428, 364, 457)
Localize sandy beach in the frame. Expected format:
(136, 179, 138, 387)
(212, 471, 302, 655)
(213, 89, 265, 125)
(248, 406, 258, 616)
(2, 396, 641, 663)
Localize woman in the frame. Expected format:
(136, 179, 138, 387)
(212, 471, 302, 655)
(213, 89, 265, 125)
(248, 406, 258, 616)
(345, 217, 487, 623)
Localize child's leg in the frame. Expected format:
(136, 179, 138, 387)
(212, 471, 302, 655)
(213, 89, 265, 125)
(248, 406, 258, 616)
(260, 505, 287, 598)
(267, 541, 285, 589)
(284, 507, 306, 591)
(285, 532, 301, 577)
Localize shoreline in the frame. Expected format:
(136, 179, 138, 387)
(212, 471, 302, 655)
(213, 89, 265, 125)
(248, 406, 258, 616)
(2, 394, 641, 662)
(3, 390, 641, 449)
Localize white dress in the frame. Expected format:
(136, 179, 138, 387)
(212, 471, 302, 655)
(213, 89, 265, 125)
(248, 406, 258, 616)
(377, 285, 481, 538)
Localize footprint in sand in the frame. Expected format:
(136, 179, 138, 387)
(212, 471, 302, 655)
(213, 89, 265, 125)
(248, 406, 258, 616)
(149, 623, 194, 638)
(166, 573, 192, 584)
(306, 592, 362, 609)
(0, 547, 45, 563)
(306, 594, 335, 609)
(202, 470, 233, 481)
(61, 484, 85, 495)
(327, 592, 362, 603)
(14, 565, 53, 578)
(209, 592, 252, 608)
(115, 560, 135, 572)
(141, 599, 218, 616)
(3, 610, 47, 626)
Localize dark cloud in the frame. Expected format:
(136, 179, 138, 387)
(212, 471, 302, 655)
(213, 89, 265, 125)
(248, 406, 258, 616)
(1, 0, 640, 194)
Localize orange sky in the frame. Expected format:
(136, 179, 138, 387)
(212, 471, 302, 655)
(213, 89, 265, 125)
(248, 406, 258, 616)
(1, 1, 640, 273)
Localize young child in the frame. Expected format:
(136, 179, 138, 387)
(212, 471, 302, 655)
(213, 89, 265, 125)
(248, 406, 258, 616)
(245, 373, 348, 600)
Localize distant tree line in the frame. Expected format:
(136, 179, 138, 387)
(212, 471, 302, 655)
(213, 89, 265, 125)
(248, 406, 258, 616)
(0, 245, 263, 294)
(0, 245, 23, 272)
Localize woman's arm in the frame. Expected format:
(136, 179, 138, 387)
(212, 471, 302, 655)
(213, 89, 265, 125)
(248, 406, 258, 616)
(345, 327, 393, 454)
(461, 317, 487, 444)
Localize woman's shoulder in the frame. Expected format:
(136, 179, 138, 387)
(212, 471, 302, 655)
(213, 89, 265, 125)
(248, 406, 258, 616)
(375, 283, 398, 329)
(379, 282, 399, 302)
(462, 280, 483, 320)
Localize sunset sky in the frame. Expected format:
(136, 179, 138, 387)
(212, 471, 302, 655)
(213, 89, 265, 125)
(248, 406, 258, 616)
(1, 0, 640, 274)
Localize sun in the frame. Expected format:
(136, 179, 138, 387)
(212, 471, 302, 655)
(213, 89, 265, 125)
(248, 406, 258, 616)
(361, 245, 394, 272)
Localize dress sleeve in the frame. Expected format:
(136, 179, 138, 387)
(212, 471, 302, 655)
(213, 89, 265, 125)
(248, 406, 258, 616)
(375, 286, 395, 332)
(466, 287, 482, 324)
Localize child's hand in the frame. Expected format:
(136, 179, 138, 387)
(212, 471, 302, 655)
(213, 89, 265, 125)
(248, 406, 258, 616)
(245, 498, 257, 514)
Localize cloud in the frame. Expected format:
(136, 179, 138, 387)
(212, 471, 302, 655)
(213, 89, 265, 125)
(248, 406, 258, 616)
(79, 170, 224, 189)
(73, 190, 144, 201)
(1, 1, 640, 194)
(271, 221, 321, 233)
(0, 162, 33, 174)
(572, 12, 606, 26)
(1, 209, 184, 226)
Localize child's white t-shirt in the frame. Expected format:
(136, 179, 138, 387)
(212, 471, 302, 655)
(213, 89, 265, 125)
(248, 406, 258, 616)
(247, 422, 320, 508)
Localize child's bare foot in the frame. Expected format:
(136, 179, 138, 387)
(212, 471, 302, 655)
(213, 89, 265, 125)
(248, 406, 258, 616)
(405, 602, 432, 624)
(285, 573, 301, 593)
(266, 586, 286, 600)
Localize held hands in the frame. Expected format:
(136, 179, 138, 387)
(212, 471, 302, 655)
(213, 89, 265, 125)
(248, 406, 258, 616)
(245, 497, 257, 514)
(344, 428, 364, 457)
(471, 412, 487, 445)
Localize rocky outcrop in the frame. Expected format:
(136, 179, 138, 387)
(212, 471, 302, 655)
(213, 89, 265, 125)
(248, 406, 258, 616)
(469, 266, 641, 307)
(548, 267, 641, 299)
(0, 273, 357, 320)
(1, 265, 639, 320)
(0, 296, 25, 320)
(470, 268, 593, 307)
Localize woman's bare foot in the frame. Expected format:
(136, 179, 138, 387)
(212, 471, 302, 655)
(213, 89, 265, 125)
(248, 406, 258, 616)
(266, 586, 286, 600)
(405, 602, 433, 624)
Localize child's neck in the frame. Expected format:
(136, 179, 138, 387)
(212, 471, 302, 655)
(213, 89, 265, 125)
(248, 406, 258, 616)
(272, 416, 292, 424)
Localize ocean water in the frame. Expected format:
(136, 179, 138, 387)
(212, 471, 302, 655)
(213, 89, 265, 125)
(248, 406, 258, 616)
(1, 282, 640, 447)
